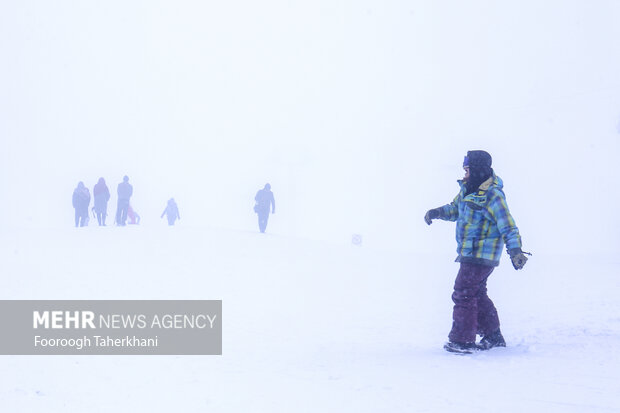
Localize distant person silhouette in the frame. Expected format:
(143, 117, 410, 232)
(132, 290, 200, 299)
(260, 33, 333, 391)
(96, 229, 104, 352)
(72, 181, 91, 227)
(116, 175, 133, 226)
(127, 204, 141, 225)
(93, 177, 110, 226)
(254, 183, 275, 233)
(161, 198, 180, 226)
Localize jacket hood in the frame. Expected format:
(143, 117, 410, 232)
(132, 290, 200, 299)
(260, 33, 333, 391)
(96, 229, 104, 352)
(459, 174, 503, 192)
(492, 174, 503, 190)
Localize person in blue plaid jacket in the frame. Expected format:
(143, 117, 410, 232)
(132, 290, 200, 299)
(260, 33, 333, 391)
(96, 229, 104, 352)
(425, 150, 529, 354)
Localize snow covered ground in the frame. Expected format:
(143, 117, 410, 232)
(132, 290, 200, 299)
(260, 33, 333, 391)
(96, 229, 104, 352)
(2, 2, 620, 411)
(1, 225, 618, 412)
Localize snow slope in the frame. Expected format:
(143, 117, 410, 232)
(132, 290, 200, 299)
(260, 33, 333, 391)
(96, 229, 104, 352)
(1, 225, 618, 412)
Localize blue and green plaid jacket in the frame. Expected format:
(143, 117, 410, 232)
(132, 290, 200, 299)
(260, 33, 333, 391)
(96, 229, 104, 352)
(439, 174, 522, 267)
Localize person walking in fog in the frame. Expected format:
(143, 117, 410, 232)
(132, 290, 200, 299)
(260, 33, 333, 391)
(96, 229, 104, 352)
(115, 175, 133, 226)
(161, 198, 180, 226)
(254, 183, 275, 233)
(424, 150, 529, 354)
(72, 181, 91, 227)
(93, 177, 110, 226)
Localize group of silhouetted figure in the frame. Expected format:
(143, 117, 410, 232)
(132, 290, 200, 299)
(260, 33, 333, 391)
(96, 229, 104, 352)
(72, 175, 180, 228)
(73, 178, 275, 233)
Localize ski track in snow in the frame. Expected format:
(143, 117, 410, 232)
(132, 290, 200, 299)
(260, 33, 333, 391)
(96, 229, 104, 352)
(0, 226, 618, 413)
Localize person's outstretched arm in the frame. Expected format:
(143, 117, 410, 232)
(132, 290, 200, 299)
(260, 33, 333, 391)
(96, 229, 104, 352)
(425, 192, 460, 225)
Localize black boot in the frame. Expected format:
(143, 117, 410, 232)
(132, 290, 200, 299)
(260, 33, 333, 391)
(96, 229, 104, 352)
(479, 329, 506, 350)
(444, 341, 479, 354)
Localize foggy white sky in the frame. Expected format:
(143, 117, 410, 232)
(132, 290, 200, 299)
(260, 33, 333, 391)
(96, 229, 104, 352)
(1, 1, 619, 254)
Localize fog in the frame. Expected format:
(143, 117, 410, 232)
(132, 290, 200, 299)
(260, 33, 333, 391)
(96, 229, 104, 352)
(1, 1, 619, 254)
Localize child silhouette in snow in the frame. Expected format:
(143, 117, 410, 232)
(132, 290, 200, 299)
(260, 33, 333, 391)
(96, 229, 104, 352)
(161, 198, 180, 225)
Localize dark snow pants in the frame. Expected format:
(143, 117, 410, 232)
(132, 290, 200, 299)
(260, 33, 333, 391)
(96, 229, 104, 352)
(448, 262, 500, 344)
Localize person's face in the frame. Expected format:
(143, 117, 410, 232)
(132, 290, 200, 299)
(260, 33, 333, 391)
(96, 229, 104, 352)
(463, 166, 470, 181)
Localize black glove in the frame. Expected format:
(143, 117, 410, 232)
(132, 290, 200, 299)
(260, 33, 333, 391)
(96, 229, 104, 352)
(424, 208, 441, 225)
(508, 248, 528, 270)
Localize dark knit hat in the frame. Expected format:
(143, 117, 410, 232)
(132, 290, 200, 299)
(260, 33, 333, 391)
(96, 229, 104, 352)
(464, 150, 492, 169)
(464, 150, 493, 195)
